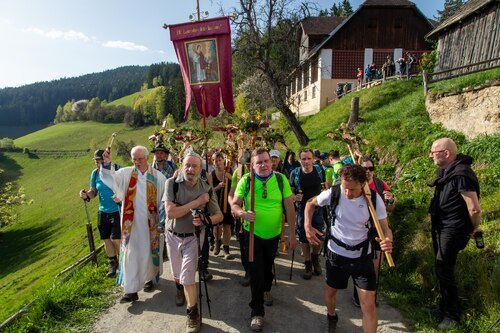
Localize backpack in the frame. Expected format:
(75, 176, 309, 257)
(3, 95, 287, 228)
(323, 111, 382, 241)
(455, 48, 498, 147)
(324, 184, 377, 259)
(332, 156, 354, 184)
(373, 178, 385, 197)
(291, 164, 324, 191)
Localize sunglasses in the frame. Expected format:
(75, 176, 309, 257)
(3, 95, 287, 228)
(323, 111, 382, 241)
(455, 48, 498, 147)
(364, 166, 375, 171)
(262, 182, 268, 199)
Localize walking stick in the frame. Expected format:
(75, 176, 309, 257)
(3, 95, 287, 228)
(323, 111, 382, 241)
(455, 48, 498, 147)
(82, 196, 97, 264)
(192, 210, 212, 319)
(289, 248, 295, 280)
(248, 169, 255, 262)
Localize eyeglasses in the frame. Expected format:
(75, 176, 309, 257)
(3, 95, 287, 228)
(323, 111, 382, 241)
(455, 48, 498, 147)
(364, 166, 375, 171)
(430, 149, 446, 155)
(262, 182, 267, 199)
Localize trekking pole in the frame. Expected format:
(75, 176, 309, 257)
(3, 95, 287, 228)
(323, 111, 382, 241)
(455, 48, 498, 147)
(375, 251, 383, 304)
(82, 192, 97, 264)
(289, 248, 295, 281)
(194, 225, 204, 323)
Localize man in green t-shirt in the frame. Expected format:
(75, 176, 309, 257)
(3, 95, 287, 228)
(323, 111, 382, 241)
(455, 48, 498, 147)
(231, 147, 297, 332)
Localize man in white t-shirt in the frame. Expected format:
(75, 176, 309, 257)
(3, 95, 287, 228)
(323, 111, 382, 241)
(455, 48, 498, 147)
(304, 163, 393, 333)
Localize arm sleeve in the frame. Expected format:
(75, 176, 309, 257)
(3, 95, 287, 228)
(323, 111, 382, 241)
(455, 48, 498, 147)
(234, 175, 248, 199)
(374, 193, 388, 220)
(382, 180, 391, 191)
(316, 188, 332, 207)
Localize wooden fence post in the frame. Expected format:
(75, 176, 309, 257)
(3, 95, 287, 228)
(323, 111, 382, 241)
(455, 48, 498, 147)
(422, 70, 429, 96)
(347, 97, 360, 130)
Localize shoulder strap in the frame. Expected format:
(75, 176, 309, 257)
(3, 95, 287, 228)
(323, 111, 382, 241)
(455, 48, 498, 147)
(173, 181, 179, 203)
(373, 178, 384, 196)
(91, 169, 98, 189)
(292, 167, 301, 190)
(328, 184, 341, 227)
(313, 164, 324, 182)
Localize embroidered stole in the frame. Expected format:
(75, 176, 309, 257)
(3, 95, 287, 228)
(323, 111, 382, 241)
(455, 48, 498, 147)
(118, 166, 160, 284)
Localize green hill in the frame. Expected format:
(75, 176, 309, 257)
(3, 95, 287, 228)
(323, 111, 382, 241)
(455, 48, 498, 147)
(1, 69, 498, 331)
(107, 87, 158, 108)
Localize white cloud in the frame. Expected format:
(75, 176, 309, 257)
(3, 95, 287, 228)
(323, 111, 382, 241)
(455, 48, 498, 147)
(25, 27, 91, 42)
(103, 40, 148, 51)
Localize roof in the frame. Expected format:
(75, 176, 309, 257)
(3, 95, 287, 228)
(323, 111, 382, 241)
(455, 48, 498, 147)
(426, 0, 497, 38)
(361, 0, 416, 6)
(300, 16, 346, 36)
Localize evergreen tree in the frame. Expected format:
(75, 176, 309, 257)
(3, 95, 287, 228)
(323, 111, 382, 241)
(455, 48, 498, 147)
(436, 0, 467, 22)
(342, 0, 353, 16)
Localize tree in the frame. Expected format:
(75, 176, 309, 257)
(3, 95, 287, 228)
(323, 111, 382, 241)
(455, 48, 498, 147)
(342, 0, 353, 16)
(435, 0, 467, 22)
(230, 0, 309, 145)
(329, 0, 353, 17)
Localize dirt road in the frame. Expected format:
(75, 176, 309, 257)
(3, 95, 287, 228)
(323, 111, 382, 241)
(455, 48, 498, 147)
(92, 243, 410, 333)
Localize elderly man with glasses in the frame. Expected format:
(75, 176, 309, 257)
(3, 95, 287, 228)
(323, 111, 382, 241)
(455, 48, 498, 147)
(231, 147, 297, 332)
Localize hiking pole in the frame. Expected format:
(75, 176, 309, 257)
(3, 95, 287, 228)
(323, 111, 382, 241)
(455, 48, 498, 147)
(82, 193, 97, 264)
(289, 248, 295, 280)
(194, 225, 204, 324)
(375, 250, 383, 304)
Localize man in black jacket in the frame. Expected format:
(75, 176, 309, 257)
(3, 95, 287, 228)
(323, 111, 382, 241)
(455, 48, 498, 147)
(428, 138, 482, 330)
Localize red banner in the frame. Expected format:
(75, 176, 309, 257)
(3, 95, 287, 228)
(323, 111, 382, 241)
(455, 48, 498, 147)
(169, 17, 235, 121)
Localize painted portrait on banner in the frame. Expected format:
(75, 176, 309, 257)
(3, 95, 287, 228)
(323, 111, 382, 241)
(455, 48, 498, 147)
(185, 39, 220, 84)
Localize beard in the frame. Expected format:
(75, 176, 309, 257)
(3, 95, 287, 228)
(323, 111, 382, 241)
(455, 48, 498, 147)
(183, 171, 200, 183)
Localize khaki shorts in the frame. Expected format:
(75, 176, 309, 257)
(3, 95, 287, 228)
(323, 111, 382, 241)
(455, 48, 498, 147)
(166, 230, 204, 285)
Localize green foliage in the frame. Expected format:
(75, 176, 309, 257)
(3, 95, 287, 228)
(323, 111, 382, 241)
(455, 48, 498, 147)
(0, 138, 16, 150)
(419, 49, 438, 74)
(115, 139, 136, 161)
(429, 67, 500, 96)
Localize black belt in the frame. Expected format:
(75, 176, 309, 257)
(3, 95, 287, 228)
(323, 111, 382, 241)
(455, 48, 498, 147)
(168, 229, 194, 238)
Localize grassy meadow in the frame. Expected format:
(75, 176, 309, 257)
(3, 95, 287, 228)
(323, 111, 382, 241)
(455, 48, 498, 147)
(0, 69, 498, 332)
(107, 87, 158, 107)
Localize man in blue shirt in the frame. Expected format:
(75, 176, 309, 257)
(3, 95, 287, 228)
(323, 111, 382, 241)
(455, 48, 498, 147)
(80, 149, 121, 277)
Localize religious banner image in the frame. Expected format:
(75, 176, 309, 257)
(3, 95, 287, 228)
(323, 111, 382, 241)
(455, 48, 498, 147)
(169, 17, 234, 119)
(186, 39, 220, 84)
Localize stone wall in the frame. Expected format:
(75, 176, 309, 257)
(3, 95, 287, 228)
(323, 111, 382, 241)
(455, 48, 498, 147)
(426, 85, 500, 139)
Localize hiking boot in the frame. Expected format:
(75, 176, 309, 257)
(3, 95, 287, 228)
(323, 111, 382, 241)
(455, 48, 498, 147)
(223, 245, 233, 260)
(302, 260, 313, 280)
(175, 289, 186, 307)
(120, 292, 138, 303)
(201, 269, 213, 281)
(264, 291, 273, 306)
(210, 242, 214, 252)
(438, 317, 458, 330)
(143, 280, 154, 292)
(106, 258, 118, 278)
(239, 272, 250, 287)
(186, 305, 201, 333)
(311, 253, 322, 275)
(214, 240, 222, 256)
(327, 313, 338, 333)
(250, 316, 264, 332)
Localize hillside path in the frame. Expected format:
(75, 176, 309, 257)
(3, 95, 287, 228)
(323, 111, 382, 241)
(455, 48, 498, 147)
(92, 241, 410, 333)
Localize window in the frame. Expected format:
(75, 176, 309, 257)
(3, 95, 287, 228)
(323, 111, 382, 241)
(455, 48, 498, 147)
(312, 86, 316, 99)
(304, 90, 308, 101)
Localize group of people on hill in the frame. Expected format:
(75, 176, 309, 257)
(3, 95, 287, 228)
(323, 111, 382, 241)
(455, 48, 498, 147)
(357, 52, 417, 87)
(78, 136, 481, 332)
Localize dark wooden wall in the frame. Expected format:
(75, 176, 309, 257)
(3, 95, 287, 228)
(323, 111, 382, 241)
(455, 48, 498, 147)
(324, 7, 434, 50)
(435, 3, 500, 72)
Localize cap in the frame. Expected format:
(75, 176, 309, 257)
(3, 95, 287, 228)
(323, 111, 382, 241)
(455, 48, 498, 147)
(313, 149, 321, 158)
(151, 142, 169, 153)
(269, 149, 280, 158)
(93, 149, 104, 160)
(320, 152, 328, 160)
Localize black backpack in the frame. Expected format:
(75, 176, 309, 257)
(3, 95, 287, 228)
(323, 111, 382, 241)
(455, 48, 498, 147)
(324, 184, 377, 258)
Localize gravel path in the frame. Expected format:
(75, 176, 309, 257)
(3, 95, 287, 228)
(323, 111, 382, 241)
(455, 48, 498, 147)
(92, 241, 410, 333)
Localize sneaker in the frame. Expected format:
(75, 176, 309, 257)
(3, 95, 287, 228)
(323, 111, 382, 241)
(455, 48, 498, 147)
(264, 291, 273, 306)
(311, 253, 322, 275)
(302, 261, 313, 280)
(201, 269, 213, 282)
(143, 280, 154, 292)
(438, 317, 458, 330)
(214, 240, 222, 256)
(250, 316, 264, 332)
(120, 292, 138, 303)
(223, 245, 233, 260)
(239, 272, 250, 287)
(327, 313, 338, 333)
(175, 289, 186, 307)
(186, 305, 201, 333)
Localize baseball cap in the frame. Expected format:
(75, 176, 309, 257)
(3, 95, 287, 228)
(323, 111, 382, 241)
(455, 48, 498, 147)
(269, 149, 280, 158)
(320, 152, 328, 160)
(151, 142, 169, 153)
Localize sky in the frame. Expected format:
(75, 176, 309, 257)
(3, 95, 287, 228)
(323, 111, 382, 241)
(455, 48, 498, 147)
(0, 0, 444, 88)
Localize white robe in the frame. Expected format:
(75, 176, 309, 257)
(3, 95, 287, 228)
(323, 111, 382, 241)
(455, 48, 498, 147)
(101, 166, 166, 293)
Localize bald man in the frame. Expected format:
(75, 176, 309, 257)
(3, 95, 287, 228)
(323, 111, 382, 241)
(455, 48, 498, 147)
(428, 138, 481, 329)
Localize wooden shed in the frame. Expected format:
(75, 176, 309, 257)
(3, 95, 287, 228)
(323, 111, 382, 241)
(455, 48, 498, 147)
(426, 0, 500, 76)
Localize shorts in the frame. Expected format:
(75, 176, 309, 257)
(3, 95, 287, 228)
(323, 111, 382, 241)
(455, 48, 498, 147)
(97, 211, 121, 240)
(325, 250, 376, 291)
(166, 229, 203, 286)
(296, 205, 324, 243)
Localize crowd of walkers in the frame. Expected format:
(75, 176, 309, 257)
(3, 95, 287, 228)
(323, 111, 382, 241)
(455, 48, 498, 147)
(79, 137, 481, 332)
(358, 52, 417, 87)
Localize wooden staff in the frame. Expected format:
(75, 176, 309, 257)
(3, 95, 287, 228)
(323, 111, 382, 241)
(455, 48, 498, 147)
(280, 216, 287, 252)
(248, 166, 255, 262)
(347, 146, 395, 268)
(222, 151, 232, 214)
